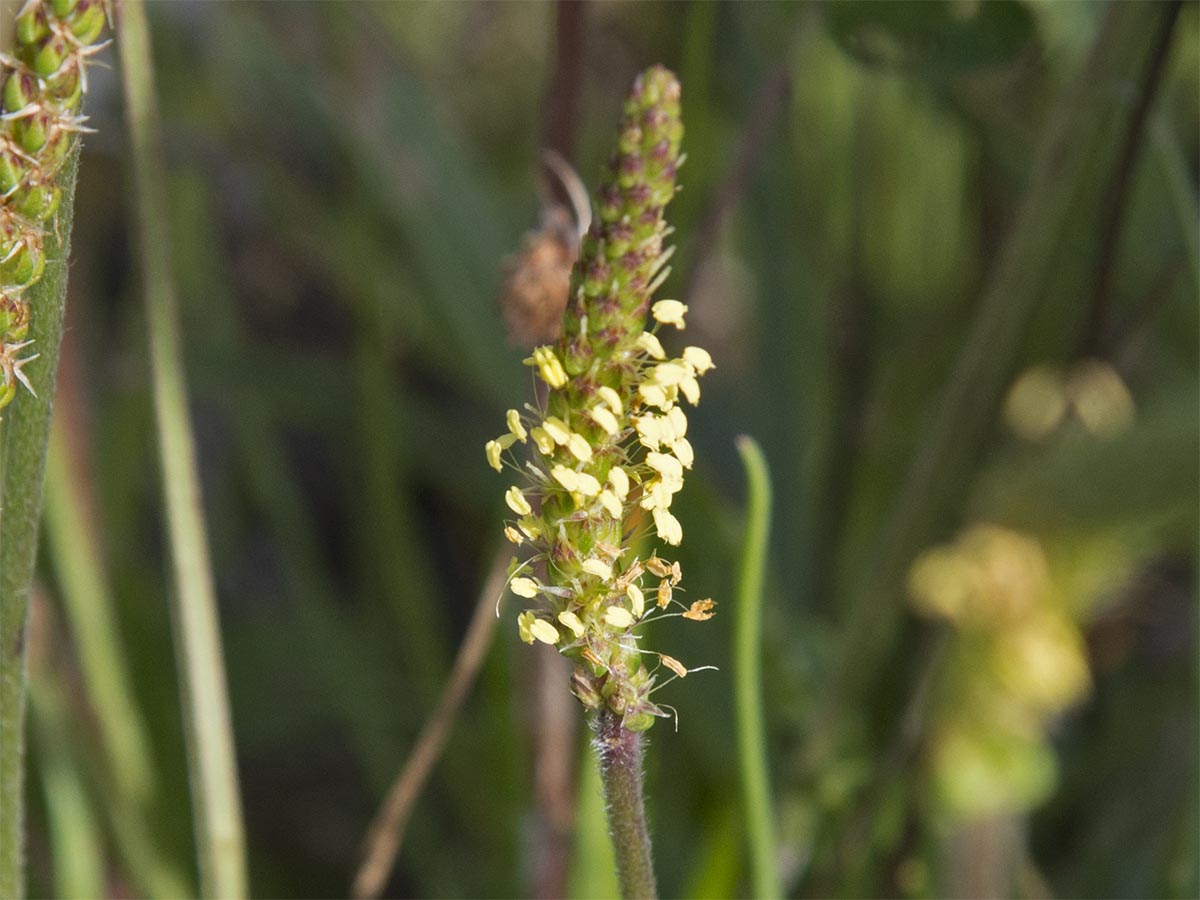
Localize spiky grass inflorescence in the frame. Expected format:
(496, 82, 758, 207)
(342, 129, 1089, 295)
(488, 65, 714, 737)
(0, 0, 107, 410)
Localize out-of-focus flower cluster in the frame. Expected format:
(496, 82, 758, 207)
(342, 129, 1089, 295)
(908, 524, 1092, 818)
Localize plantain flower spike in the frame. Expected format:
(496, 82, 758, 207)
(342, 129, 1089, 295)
(0, 0, 108, 410)
(486, 66, 715, 732)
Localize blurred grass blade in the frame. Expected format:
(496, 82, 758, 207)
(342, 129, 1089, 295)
(117, 2, 247, 897)
(1151, 114, 1200, 297)
(734, 436, 779, 900)
(29, 645, 106, 900)
(0, 150, 78, 900)
(44, 422, 156, 806)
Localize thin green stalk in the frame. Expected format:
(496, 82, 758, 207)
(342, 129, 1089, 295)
(0, 151, 78, 900)
(44, 422, 156, 806)
(593, 710, 657, 900)
(734, 435, 779, 900)
(116, 3, 247, 897)
(29, 646, 106, 900)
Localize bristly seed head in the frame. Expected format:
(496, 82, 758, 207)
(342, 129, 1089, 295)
(0, 0, 108, 411)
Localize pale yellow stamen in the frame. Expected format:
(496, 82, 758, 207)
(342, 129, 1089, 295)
(511, 577, 540, 599)
(682, 346, 714, 375)
(672, 437, 694, 468)
(530, 619, 561, 644)
(551, 465, 580, 491)
(506, 409, 528, 441)
(608, 466, 630, 500)
(646, 451, 684, 481)
(638, 382, 674, 410)
(567, 433, 593, 462)
(667, 406, 688, 437)
(589, 405, 619, 435)
(558, 610, 586, 638)
(530, 426, 556, 455)
(604, 606, 634, 628)
(653, 507, 683, 545)
(597, 385, 623, 416)
(543, 416, 571, 445)
(651, 299, 687, 328)
(598, 489, 622, 519)
(485, 440, 504, 472)
(518, 610, 536, 644)
(528, 346, 568, 388)
(680, 375, 700, 405)
(575, 472, 602, 497)
(582, 558, 613, 580)
(651, 360, 691, 387)
(636, 332, 667, 360)
(633, 415, 663, 450)
(505, 486, 532, 516)
(627, 583, 645, 617)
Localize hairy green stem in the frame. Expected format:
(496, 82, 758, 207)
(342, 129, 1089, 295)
(117, 2, 247, 897)
(0, 150, 77, 900)
(734, 435, 779, 900)
(593, 710, 657, 899)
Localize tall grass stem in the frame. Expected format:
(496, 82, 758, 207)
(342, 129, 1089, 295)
(734, 435, 779, 899)
(116, 2, 247, 896)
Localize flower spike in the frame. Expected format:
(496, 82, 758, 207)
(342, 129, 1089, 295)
(486, 66, 715, 733)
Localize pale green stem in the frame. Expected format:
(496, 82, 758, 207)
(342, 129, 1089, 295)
(116, 3, 247, 897)
(0, 151, 78, 900)
(734, 435, 779, 900)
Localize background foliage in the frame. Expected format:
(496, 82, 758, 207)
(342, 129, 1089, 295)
(23, 2, 1199, 898)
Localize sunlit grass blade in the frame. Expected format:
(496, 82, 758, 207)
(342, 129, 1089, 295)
(116, 2, 247, 896)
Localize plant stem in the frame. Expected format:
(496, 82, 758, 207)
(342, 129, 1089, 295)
(353, 551, 508, 899)
(116, 2, 247, 897)
(0, 150, 78, 900)
(734, 435, 779, 900)
(593, 710, 657, 900)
